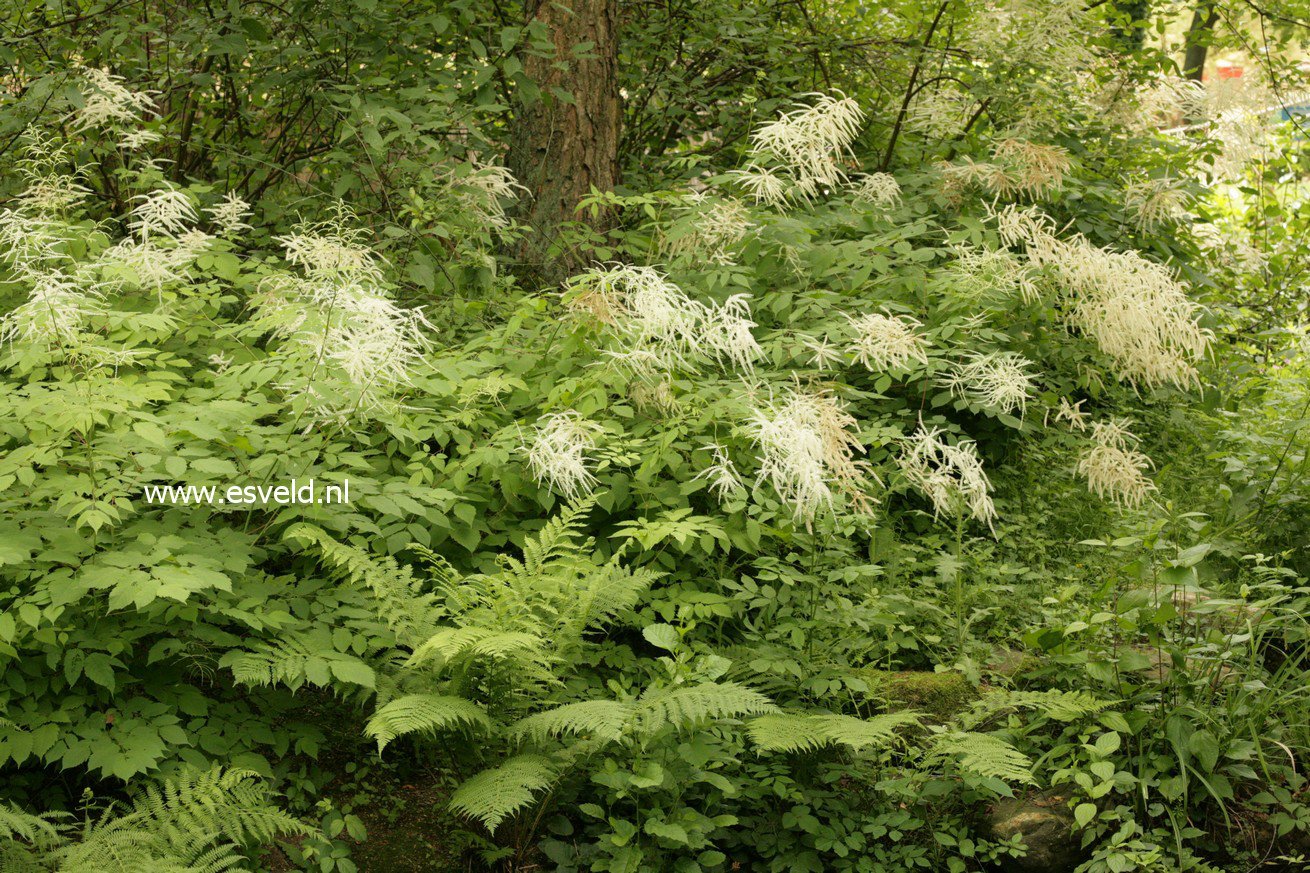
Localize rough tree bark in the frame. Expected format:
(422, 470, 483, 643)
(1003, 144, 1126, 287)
(507, 0, 621, 276)
(1183, 0, 1219, 82)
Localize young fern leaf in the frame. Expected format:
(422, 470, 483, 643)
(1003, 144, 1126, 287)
(448, 755, 557, 832)
(365, 694, 490, 752)
(927, 730, 1034, 784)
(746, 711, 921, 753)
(513, 701, 635, 744)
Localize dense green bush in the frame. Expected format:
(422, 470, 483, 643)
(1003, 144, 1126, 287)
(3, 2, 1310, 872)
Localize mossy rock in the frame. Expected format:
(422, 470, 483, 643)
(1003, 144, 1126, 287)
(985, 788, 1085, 873)
(858, 668, 978, 719)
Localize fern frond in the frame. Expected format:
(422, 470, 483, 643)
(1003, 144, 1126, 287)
(975, 689, 1111, 723)
(0, 803, 61, 842)
(286, 523, 437, 646)
(747, 711, 920, 753)
(365, 694, 490, 752)
(926, 730, 1034, 783)
(632, 682, 777, 735)
(406, 627, 544, 668)
(518, 495, 597, 577)
(448, 755, 557, 832)
(50, 767, 308, 873)
(513, 701, 634, 744)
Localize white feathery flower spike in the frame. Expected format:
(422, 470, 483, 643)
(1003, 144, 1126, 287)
(527, 411, 603, 502)
(564, 264, 760, 376)
(990, 138, 1071, 197)
(13, 130, 88, 214)
(1123, 177, 1189, 231)
(694, 443, 746, 502)
(0, 272, 105, 348)
(990, 203, 1210, 389)
(118, 129, 162, 150)
(253, 206, 432, 421)
(1053, 396, 1089, 431)
(898, 425, 996, 530)
(947, 245, 1040, 302)
(945, 351, 1035, 415)
(454, 161, 527, 228)
(748, 387, 877, 525)
(208, 192, 253, 236)
(748, 91, 864, 203)
(803, 334, 843, 369)
(130, 188, 198, 240)
(1077, 419, 1156, 508)
(845, 312, 929, 372)
(666, 198, 754, 265)
(850, 172, 901, 208)
(730, 164, 789, 208)
(77, 68, 157, 130)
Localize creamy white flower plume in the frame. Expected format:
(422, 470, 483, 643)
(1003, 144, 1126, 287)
(564, 264, 760, 376)
(850, 172, 902, 208)
(208, 192, 253, 236)
(77, 68, 156, 131)
(747, 91, 864, 203)
(1123, 177, 1189, 230)
(992, 203, 1210, 389)
(946, 245, 1040, 302)
(527, 411, 603, 501)
(1053, 396, 1089, 431)
(0, 271, 105, 348)
(254, 206, 431, 420)
(452, 161, 527, 228)
(898, 425, 996, 529)
(945, 351, 1035, 415)
(730, 164, 789, 208)
(748, 387, 876, 524)
(118, 129, 162, 150)
(803, 334, 843, 369)
(130, 188, 198, 240)
(1077, 419, 1156, 508)
(666, 197, 753, 265)
(694, 443, 745, 502)
(13, 130, 88, 214)
(845, 312, 929, 372)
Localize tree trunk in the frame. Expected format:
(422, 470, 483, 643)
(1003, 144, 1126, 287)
(1183, 0, 1218, 82)
(508, 0, 621, 277)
